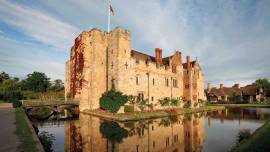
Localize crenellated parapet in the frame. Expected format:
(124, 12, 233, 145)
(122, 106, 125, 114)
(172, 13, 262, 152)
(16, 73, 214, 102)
(65, 26, 206, 111)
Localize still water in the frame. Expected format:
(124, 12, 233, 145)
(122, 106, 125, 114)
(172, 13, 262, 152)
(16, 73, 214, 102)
(34, 107, 270, 152)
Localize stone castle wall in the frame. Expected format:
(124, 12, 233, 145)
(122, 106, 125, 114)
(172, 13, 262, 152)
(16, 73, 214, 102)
(65, 27, 206, 111)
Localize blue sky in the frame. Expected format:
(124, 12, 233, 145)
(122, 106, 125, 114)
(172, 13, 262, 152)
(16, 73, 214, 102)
(0, 0, 269, 87)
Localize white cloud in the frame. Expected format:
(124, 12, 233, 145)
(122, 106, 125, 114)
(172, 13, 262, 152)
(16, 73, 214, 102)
(0, 0, 80, 50)
(0, 0, 269, 86)
(0, 36, 65, 80)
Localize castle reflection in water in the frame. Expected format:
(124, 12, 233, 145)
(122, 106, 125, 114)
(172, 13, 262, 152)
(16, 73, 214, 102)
(64, 112, 206, 152)
(63, 108, 270, 152)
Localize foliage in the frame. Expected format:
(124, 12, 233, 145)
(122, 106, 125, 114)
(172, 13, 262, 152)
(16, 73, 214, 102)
(159, 118, 171, 127)
(22, 71, 51, 92)
(15, 108, 37, 152)
(0, 79, 23, 102)
(186, 100, 192, 108)
(253, 78, 270, 90)
(124, 105, 134, 113)
(38, 131, 56, 152)
(198, 99, 208, 106)
(12, 99, 22, 108)
(127, 95, 137, 105)
(99, 89, 128, 113)
(237, 129, 251, 143)
(233, 122, 270, 152)
(170, 98, 180, 106)
(100, 121, 128, 143)
(231, 92, 242, 103)
(137, 99, 147, 111)
(159, 97, 171, 106)
(159, 97, 181, 107)
(49, 79, 64, 92)
(0, 71, 10, 83)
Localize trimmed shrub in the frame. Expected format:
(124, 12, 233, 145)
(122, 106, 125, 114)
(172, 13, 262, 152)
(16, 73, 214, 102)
(99, 89, 128, 113)
(12, 99, 22, 108)
(124, 105, 134, 113)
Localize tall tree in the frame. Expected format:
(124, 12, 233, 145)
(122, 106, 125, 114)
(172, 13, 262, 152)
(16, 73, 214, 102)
(50, 79, 64, 91)
(0, 71, 10, 83)
(252, 78, 270, 90)
(0, 79, 22, 101)
(23, 71, 51, 92)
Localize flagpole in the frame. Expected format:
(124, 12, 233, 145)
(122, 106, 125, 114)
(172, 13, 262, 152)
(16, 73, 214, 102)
(107, 0, 111, 32)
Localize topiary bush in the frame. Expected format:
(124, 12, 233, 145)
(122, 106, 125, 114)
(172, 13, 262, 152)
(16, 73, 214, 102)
(99, 89, 128, 113)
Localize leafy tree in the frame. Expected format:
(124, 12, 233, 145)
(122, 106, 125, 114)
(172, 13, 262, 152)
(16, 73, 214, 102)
(50, 79, 64, 91)
(0, 79, 22, 101)
(0, 71, 10, 83)
(253, 78, 270, 90)
(22, 71, 51, 92)
(231, 92, 242, 103)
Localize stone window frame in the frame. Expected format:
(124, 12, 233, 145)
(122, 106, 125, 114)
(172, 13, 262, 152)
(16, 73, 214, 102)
(165, 78, 169, 87)
(172, 79, 178, 88)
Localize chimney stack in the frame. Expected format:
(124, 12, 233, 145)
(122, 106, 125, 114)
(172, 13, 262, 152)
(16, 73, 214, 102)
(186, 56, 191, 69)
(155, 48, 163, 65)
(177, 51, 182, 65)
(220, 84, 224, 89)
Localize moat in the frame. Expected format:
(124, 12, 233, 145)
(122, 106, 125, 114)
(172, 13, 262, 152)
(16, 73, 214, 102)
(33, 107, 270, 152)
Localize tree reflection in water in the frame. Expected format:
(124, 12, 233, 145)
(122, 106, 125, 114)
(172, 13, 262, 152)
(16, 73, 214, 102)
(100, 121, 128, 151)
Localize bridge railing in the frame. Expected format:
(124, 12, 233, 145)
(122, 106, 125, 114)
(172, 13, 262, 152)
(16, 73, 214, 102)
(22, 99, 79, 107)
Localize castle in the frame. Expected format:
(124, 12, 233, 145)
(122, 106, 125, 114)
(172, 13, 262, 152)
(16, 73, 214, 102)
(65, 27, 206, 111)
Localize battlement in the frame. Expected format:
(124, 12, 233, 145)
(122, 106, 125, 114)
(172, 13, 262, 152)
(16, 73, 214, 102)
(66, 26, 206, 111)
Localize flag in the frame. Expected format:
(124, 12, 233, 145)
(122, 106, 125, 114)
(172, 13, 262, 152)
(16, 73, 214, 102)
(110, 5, 115, 16)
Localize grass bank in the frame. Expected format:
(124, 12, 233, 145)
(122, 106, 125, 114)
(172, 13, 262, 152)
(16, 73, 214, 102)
(211, 104, 270, 108)
(233, 122, 270, 152)
(83, 106, 225, 122)
(15, 108, 38, 152)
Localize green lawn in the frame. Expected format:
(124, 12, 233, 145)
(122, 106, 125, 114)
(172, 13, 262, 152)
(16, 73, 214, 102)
(233, 122, 270, 152)
(15, 108, 37, 152)
(84, 106, 225, 121)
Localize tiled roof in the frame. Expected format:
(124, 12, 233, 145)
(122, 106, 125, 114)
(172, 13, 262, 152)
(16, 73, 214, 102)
(241, 85, 258, 96)
(131, 50, 156, 62)
(208, 85, 258, 97)
(131, 50, 172, 65)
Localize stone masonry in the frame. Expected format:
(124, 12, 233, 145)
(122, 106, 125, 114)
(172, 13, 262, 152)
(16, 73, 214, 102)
(65, 27, 206, 111)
